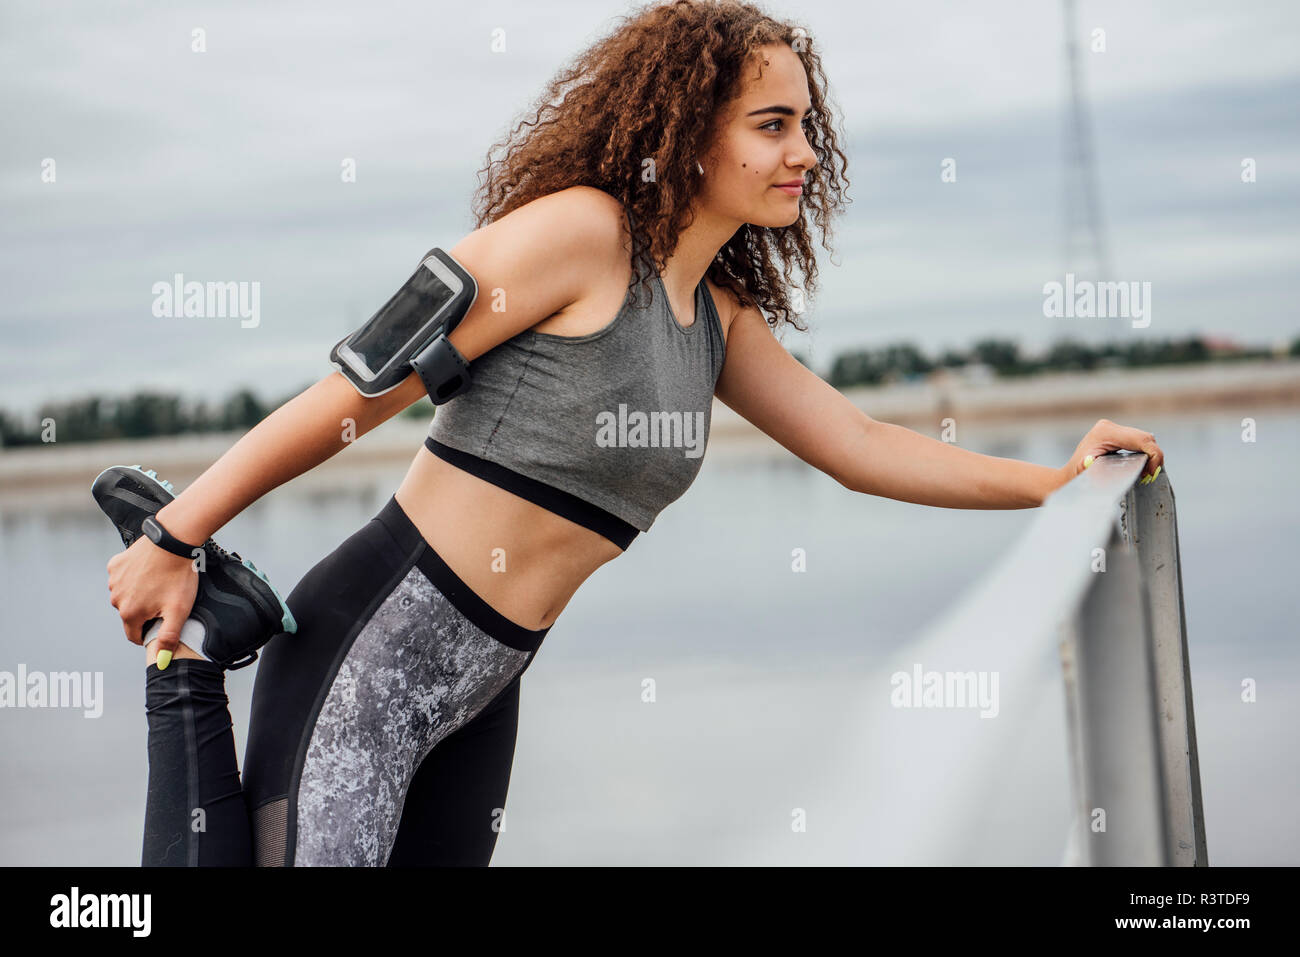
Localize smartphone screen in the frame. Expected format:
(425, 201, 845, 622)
(348, 263, 455, 375)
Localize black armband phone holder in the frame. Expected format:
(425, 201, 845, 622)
(329, 247, 477, 404)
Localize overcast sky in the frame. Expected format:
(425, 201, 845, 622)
(2, 0, 1297, 417)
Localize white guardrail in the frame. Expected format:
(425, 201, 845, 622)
(913, 450, 1207, 866)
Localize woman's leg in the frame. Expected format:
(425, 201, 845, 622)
(386, 675, 522, 866)
(141, 655, 251, 866)
(241, 495, 549, 867)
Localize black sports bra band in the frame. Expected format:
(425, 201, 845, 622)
(424, 437, 640, 550)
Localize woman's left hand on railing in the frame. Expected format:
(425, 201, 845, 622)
(1063, 418, 1165, 485)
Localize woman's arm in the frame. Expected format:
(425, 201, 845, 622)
(840, 418, 1063, 508)
(714, 303, 1164, 509)
(154, 185, 626, 544)
(152, 370, 418, 544)
(109, 186, 622, 658)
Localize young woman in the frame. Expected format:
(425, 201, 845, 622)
(104, 0, 1165, 866)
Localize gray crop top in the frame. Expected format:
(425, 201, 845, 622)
(424, 215, 727, 549)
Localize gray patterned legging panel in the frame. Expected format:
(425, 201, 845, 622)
(240, 494, 551, 866)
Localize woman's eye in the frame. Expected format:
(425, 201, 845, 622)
(762, 118, 814, 133)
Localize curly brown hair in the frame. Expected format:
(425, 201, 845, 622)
(469, 0, 850, 333)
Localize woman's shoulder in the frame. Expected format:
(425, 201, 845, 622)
(511, 187, 637, 340)
(539, 185, 629, 232)
(499, 186, 628, 256)
(702, 276, 740, 347)
(536, 185, 632, 274)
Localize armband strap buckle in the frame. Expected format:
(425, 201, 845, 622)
(410, 333, 472, 405)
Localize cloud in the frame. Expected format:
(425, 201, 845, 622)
(1, 0, 1297, 414)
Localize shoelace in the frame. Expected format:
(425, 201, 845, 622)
(201, 537, 242, 565)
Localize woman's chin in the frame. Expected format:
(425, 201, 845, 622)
(769, 207, 804, 228)
(748, 201, 802, 228)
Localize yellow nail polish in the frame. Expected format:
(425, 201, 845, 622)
(157, 649, 172, 671)
(1154, 466, 1162, 479)
(1083, 455, 1094, 468)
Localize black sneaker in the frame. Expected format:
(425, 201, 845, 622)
(91, 464, 297, 669)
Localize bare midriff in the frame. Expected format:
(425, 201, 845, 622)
(393, 447, 626, 631)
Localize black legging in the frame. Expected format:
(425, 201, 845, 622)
(141, 495, 550, 866)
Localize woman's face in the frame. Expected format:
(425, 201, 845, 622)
(698, 43, 819, 228)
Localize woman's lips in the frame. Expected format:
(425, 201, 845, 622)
(773, 185, 802, 195)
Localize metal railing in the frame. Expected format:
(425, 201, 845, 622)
(914, 450, 1207, 866)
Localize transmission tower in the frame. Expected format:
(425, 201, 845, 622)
(1061, 0, 1112, 346)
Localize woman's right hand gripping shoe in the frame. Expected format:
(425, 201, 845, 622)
(106, 536, 201, 666)
(94, 464, 298, 670)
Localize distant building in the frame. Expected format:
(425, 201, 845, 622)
(1202, 335, 1244, 356)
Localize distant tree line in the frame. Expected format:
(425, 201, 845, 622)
(3, 332, 1297, 446)
(827, 333, 1298, 389)
(1, 382, 435, 447)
